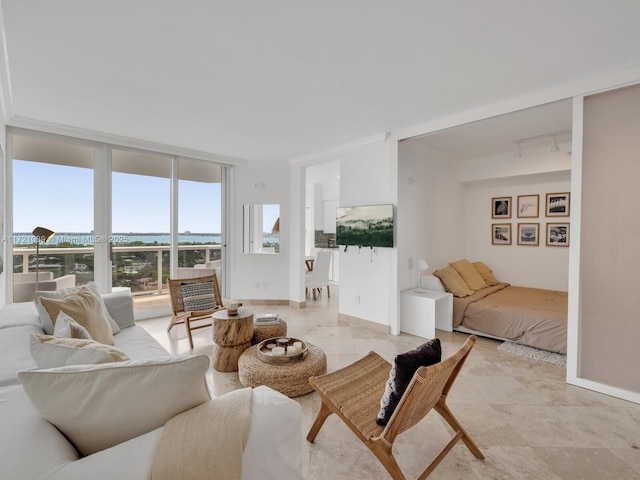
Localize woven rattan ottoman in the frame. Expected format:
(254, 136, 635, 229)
(238, 343, 327, 397)
(251, 320, 287, 345)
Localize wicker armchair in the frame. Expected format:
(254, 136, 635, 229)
(307, 335, 483, 479)
(167, 274, 224, 349)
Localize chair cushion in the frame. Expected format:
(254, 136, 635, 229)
(180, 281, 217, 312)
(18, 355, 211, 456)
(40, 287, 115, 345)
(29, 334, 130, 369)
(53, 311, 92, 339)
(377, 338, 442, 426)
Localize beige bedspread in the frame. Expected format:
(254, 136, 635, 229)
(151, 387, 253, 480)
(453, 283, 568, 354)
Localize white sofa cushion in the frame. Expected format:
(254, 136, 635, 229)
(0, 385, 79, 480)
(53, 311, 92, 339)
(34, 282, 120, 335)
(40, 287, 115, 345)
(29, 334, 130, 369)
(18, 355, 211, 456)
(0, 324, 41, 387)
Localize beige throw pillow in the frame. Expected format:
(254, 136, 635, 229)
(472, 261, 499, 286)
(40, 288, 115, 345)
(53, 311, 92, 339)
(34, 282, 120, 335)
(29, 334, 129, 368)
(433, 266, 474, 297)
(449, 259, 487, 291)
(18, 355, 211, 457)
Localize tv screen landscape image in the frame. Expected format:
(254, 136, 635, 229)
(335, 204, 394, 248)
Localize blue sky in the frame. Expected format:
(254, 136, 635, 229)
(13, 161, 227, 233)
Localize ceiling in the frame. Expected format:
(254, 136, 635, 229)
(3, 1, 640, 163)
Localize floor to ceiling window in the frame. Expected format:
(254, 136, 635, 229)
(11, 134, 95, 302)
(7, 129, 226, 308)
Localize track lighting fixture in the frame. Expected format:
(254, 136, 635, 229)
(513, 130, 570, 158)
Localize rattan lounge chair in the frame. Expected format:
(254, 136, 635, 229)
(307, 335, 483, 479)
(167, 274, 224, 349)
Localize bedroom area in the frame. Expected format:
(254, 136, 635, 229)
(397, 99, 572, 356)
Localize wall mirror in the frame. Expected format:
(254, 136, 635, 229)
(243, 204, 280, 254)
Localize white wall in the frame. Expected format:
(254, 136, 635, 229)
(397, 141, 464, 292)
(230, 163, 291, 301)
(337, 138, 395, 327)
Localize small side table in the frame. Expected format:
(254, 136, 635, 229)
(400, 289, 453, 338)
(212, 308, 254, 372)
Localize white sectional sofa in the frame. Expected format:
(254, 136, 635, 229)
(0, 290, 303, 480)
(13, 272, 77, 303)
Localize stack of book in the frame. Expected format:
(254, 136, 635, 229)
(254, 313, 281, 325)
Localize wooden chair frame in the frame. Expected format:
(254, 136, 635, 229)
(167, 274, 225, 349)
(307, 335, 483, 479)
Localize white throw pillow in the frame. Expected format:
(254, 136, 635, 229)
(53, 311, 92, 339)
(18, 355, 211, 457)
(33, 282, 120, 335)
(29, 334, 130, 369)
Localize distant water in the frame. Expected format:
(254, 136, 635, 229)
(13, 232, 279, 246)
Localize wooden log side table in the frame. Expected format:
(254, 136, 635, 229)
(238, 342, 327, 397)
(212, 308, 254, 372)
(251, 319, 288, 345)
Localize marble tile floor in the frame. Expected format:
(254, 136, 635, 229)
(137, 289, 640, 479)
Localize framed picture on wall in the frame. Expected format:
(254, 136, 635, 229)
(545, 192, 570, 217)
(546, 222, 570, 247)
(492, 196, 511, 219)
(517, 223, 539, 246)
(517, 194, 539, 218)
(492, 223, 511, 245)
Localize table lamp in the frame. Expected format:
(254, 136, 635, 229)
(414, 259, 429, 293)
(32, 226, 55, 291)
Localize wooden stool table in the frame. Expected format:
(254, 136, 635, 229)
(212, 308, 254, 372)
(252, 319, 288, 345)
(238, 342, 327, 397)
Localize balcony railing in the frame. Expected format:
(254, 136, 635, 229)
(13, 244, 222, 296)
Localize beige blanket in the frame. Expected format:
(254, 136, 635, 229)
(151, 387, 253, 480)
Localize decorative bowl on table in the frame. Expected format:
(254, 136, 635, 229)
(256, 337, 308, 364)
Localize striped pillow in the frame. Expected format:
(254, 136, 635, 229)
(180, 281, 217, 312)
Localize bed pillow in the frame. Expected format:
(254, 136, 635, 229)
(29, 334, 130, 369)
(40, 287, 115, 345)
(433, 266, 474, 297)
(472, 261, 499, 286)
(449, 259, 487, 291)
(377, 339, 442, 426)
(34, 282, 120, 335)
(17, 355, 211, 457)
(53, 311, 92, 339)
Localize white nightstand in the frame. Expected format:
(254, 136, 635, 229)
(400, 289, 453, 338)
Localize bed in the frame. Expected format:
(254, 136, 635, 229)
(426, 261, 568, 355)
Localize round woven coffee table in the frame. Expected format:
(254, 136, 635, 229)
(252, 320, 287, 344)
(238, 342, 327, 397)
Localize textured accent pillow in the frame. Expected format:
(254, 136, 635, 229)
(29, 334, 130, 369)
(34, 282, 120, 335)
(40, 287, 115, 345)
(377, 339, 442, 426)
(180, 281, 217, 312)
(449, 259, 487, 291)
(53, 311, 92, 339)
(18, 355, 211, 457)
(433, 266, 474, 297)
(472, 261, 499, 286)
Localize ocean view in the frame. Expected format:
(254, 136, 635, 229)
(12, 232, 280, 246)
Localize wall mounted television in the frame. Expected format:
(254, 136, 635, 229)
(335, 204, 394, 248)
